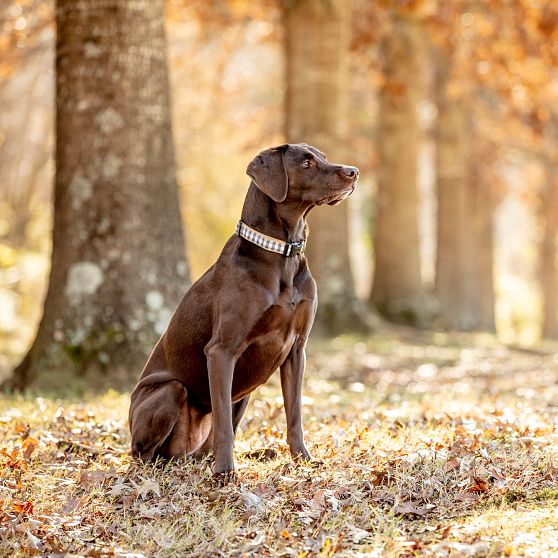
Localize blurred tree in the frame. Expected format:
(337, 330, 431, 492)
(434, 50, 476, 331)
(3, 0, 558, 352)
(166, 0, 284, 279)
(434, 41, 496, 332)
(283, 0, 369, 334)
(540, 156, 558, 340)
(0, 0, 54, 250)
(468, 143, 496, 331)
(4, 0, 189, 391)
(369, 13, 426, 325)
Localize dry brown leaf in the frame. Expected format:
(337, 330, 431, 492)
(394, 501, 436, 517)
(468, 476, 489, 493)
(79, 469, 115, 487)
(22, 437, 38, 460)
(130, 476, 160, 499)
(12, 500, 33, 515)
(444, 457, 460, 472)
(456, 492, 480, 503)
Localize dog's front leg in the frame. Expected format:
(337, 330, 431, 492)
(205, 344, 236, 475)
(280, 339, 311, 461)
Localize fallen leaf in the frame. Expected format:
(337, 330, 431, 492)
(312, 489, 339, 511)
(394, 501, 436, 517)
(370, 470, 389, 486)
(107, 477, 130, 498)
(444, 457, 460, 472)
(456, 492, 480, 503)
(235, 532, 264, 554)
(131, 476, 160, 499)
(23, 529, 44, 550)
(12, 500, 33, 515)
(468, 476, 489, 493)
(80, 469, 115, 487)
(61, 497, 83, 513)
(241, 448, 278, 461)
(346, 525, 371, 543)
(138, 503, 161, 518)
(239, 491, 262, 510)
(22, 437, 38, 460)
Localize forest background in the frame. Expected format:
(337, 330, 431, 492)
(1, 0, 558, 389)
(2, 2, 558, 557)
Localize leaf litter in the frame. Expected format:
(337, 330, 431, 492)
(1, 335, 558, 556)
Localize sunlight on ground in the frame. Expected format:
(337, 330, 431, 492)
(1, 335, 558, 557)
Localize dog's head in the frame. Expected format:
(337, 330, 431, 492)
(246, 143, 359, 206)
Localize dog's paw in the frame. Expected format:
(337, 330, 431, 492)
(291, 449, 311, 462)
(212, 470, 238, 486)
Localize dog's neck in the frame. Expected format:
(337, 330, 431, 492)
(241, 182, 310, 243)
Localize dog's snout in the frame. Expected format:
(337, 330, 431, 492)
(342, 166, 359, 180)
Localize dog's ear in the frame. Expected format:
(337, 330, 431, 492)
(246, 146, 289, 203)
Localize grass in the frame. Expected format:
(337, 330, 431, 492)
(1, 333, 558, 557)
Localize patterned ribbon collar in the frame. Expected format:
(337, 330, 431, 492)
(236, 220, 306, 257)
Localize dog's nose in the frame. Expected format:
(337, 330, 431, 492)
(342, 166, 359, 180)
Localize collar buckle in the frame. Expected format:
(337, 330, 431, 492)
(286, 240, 305, 257)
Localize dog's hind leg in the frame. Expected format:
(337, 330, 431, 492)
(130, 377, 187, 461)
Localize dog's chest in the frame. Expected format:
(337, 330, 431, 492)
(245, 271, 312, 344)
(234, 297, 307, 397)
(232, 274, 313, 399)
(251, 288, 305, 336)
(260, 281, 311, 328)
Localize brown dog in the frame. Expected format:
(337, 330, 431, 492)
(129, 143, 359, 475)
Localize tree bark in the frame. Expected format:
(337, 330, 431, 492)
(434, 58, 495, 332)
(434, 59, 474, 330)
(5, 0, 189, 391)
(369, 14, 426, 325)
(469, 158, 496, 331)
(540, 163, 558, 340)
(283, 0, 369, 335)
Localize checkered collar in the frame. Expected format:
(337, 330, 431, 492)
(236, 220, 306, 257)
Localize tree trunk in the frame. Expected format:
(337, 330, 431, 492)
(434, 59, 495, 332)
(283, 0, 369, 335)
(369, 14, 425, 325)
(4, 0, 189, 391)
(469, 159, 496, 331)
(540, 164, 558, 339)
(434, 61, 474, 331)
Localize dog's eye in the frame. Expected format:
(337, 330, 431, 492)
(302, 159, 311, 168)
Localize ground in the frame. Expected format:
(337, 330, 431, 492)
(1, 332, 558, 557)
